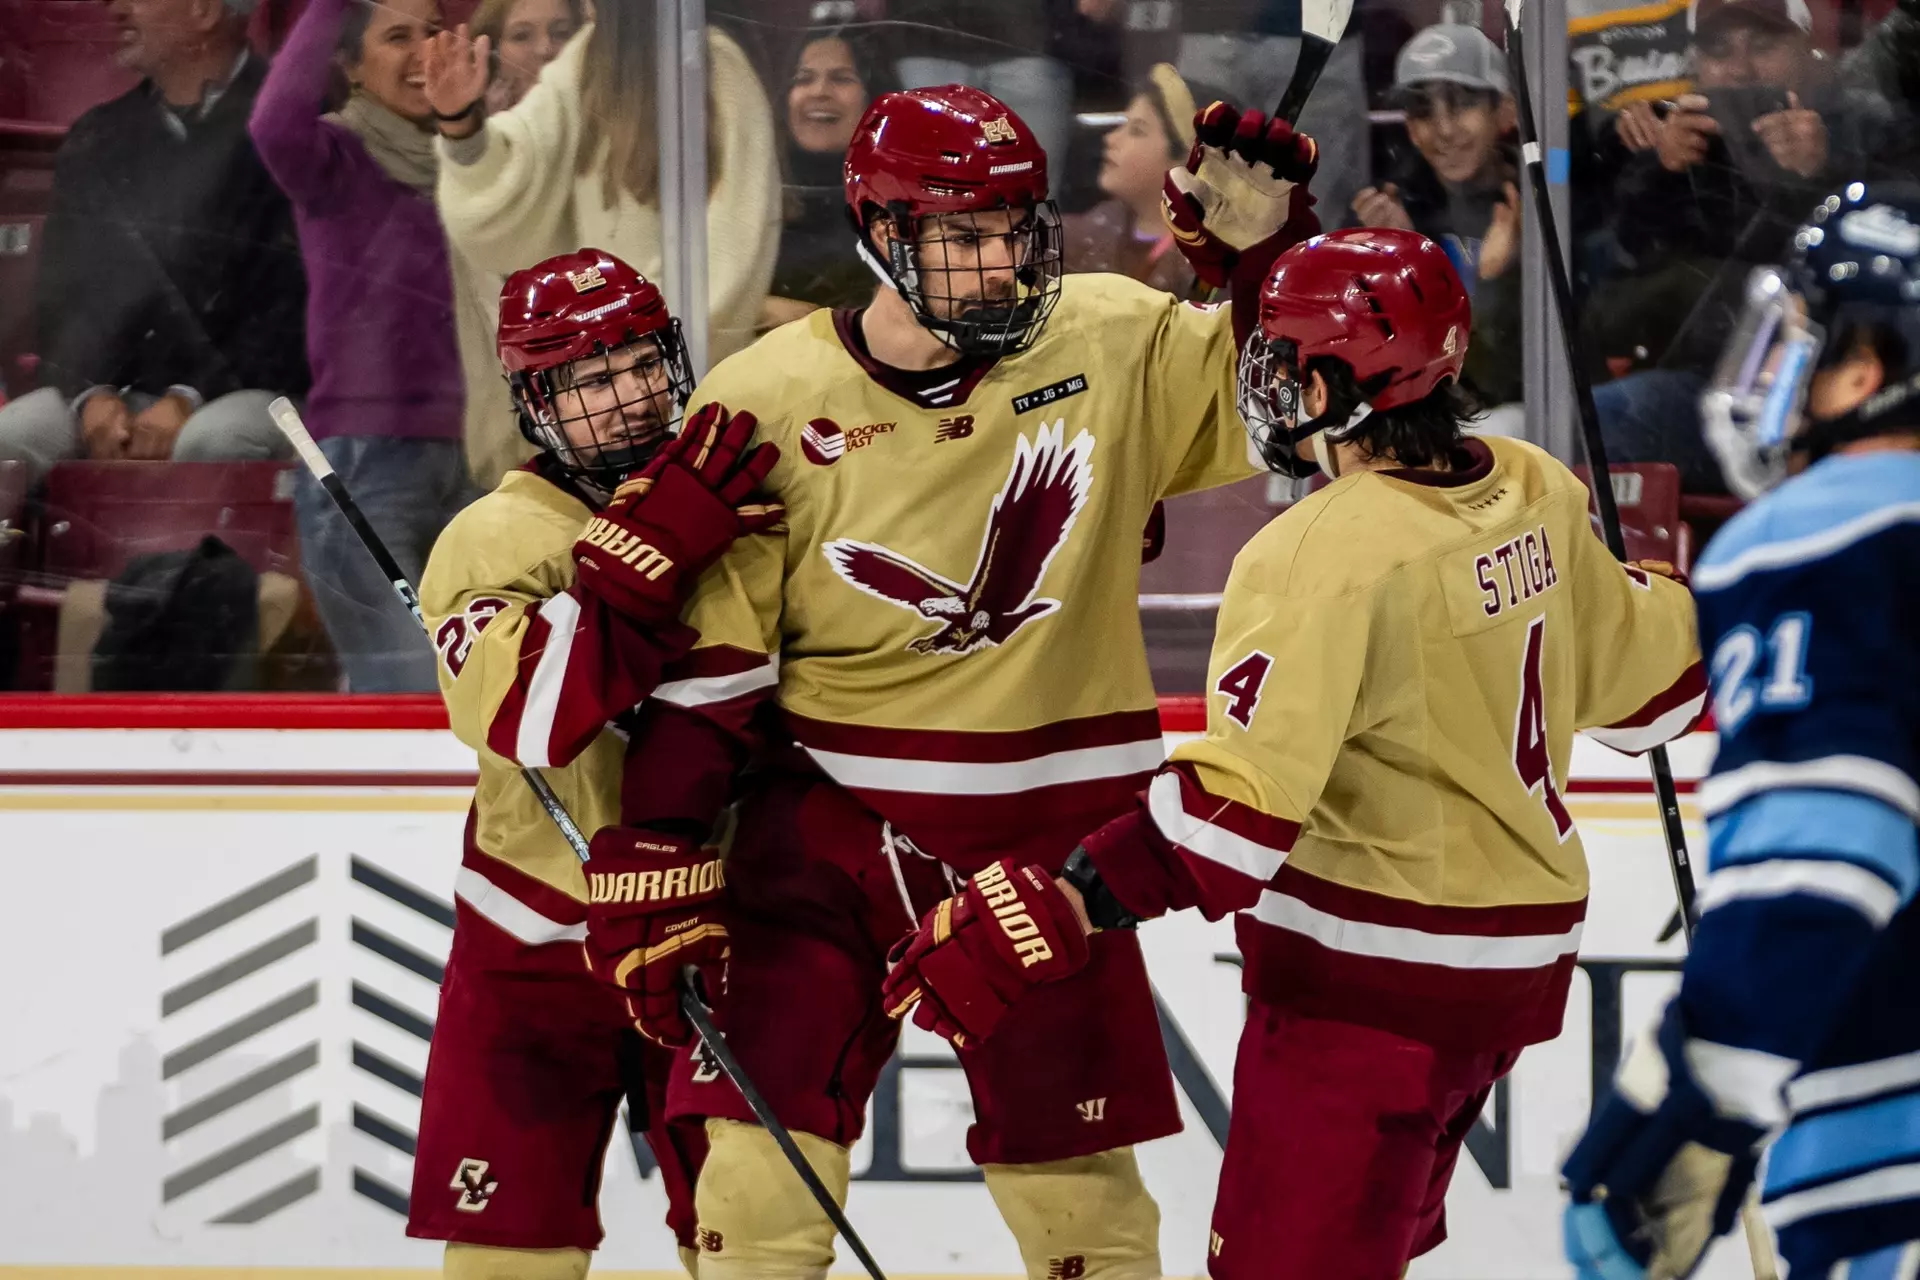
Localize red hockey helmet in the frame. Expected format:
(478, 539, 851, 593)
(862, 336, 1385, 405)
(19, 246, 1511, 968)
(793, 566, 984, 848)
(1237, 227, 1471, 474)
(498, 248, 694, 493)
(843, 86, 1063, 357)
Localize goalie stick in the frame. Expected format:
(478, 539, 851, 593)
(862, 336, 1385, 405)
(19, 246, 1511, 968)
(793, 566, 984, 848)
(1494, 20, 1781, 1280)
(268, 398, 890, 1280)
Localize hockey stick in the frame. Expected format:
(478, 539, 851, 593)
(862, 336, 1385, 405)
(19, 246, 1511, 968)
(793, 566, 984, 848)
(1492, 23, 1782, 1280)
(1274, 0, 1357, 125)
(679, 968, 889, 1280)
(1496, 9, 1699, 932)
(267, 399, 888, 1280)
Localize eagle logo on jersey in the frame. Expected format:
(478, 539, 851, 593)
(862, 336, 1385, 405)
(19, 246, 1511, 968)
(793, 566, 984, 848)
(823, 420, 1094, 655)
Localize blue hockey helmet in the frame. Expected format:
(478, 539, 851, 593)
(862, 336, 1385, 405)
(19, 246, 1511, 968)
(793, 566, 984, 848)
(1702, 181, 1920, 498)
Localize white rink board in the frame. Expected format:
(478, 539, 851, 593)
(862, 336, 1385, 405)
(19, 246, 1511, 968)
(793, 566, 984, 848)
(0, 724, 1763, 1279)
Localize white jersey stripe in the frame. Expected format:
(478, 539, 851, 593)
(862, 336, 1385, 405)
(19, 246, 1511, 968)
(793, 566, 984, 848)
(1587, 688, 1707, 755)
(652, 661, 780, 709)
(1701, 756, 1920, 822)
(1247, 890, 1585, 971)
(1685, 1038, 1798, 1128)
(1765, 1161, 1920, 1229)
(1693, 501, 1920, 591)
(804, 736, 1167, 797)
(1699, 858, 1904, 927)
(454, 866, 587, 946)
(1146, 770, 1286, 882)
(515, 591, 580, 769)
(1790, 1050, 1920, 1115)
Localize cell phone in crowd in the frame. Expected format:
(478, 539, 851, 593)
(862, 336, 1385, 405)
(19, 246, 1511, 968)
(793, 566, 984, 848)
(1702, 85, 1795, 176)
(1701, 85, 1793, 135)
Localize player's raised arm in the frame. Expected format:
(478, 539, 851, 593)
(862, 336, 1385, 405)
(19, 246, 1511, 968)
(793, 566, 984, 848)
(1149, 103, 1325, 497)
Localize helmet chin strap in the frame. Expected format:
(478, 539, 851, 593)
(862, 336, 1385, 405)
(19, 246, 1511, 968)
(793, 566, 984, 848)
(1297, 402, 1373, 481)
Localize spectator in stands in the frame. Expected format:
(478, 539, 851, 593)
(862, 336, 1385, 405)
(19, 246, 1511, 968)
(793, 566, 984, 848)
(1352, 23, 1522, 407)
(0, 0, 308, 481)
(1586, 0, 1891, 490)
(251, 0, 476, 692)
(451, 0, 587, 489)
(474, 0, 583, 115)
(425, 5, 781, 364)
(764, 26, 892, 324)
(887, 1, 1076, 167)
(1064, 64, 1208, 294)
(1077, 0, 1372, 231)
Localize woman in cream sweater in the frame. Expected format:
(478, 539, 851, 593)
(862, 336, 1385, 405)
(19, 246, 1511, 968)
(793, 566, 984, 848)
(423, 6, 780, 471)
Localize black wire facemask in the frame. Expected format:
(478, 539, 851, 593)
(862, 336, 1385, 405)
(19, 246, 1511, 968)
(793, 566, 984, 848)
(510, 326, 695, 495)
(1236, 333, 1378, 481)
(857, 204, 1065, 358)
(1236, 335, 1317, 477)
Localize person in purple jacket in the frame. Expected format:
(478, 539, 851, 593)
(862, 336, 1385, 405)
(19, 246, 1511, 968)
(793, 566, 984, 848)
(251, 0, 476, 691)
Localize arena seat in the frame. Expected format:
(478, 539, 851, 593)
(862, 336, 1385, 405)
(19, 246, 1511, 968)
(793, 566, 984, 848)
(0, 124, 58, 395)
(3, 2, 136, 128)
(12, 461, 306, 689)
(1573, 462, 1688, 571)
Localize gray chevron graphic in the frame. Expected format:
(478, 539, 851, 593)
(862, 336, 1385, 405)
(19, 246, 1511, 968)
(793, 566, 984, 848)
(159, 858, 322, 1225)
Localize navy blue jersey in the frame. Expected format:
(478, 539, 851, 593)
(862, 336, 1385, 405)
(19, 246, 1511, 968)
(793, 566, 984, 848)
(1687, 450, 1920, 1277)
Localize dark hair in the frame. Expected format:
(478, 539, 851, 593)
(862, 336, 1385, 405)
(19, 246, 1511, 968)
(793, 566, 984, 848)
(1308, 355, 1473, 469)
(336, 0, 375, 66)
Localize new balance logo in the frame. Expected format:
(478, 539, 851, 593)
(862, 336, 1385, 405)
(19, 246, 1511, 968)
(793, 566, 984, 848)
(578, 517, 674, 579)
(934, 414, 975, 442)
(1046, 1256, 1087, 1279)
(587, 859, 724, 904)
(1075, 1097, 1107, 1123)
(697, 1228, 725, 1253)
(451, 1158, 498, 1212)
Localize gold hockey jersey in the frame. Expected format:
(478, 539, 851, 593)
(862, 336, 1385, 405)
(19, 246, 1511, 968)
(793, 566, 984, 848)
(1096, 436, 1706, 1050)
(632, 272, 1259, 873)
(419, 464, 695, 937)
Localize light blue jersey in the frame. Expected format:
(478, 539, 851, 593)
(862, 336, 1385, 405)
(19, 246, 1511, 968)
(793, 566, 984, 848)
(1689, 451, 1920, 1277)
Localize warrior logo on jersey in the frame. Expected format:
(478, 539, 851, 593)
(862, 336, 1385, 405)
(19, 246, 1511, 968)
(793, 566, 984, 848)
(823, 420, 1094, 655)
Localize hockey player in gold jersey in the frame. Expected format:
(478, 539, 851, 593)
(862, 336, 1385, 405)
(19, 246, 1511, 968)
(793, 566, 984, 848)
(884, 227, 1710, 1279)
(406, 250, 781, 1280)
(570, 87, 1323, 1279)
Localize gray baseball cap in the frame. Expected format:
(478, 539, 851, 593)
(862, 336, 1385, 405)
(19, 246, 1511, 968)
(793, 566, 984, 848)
(1393, 24, 1510, 97)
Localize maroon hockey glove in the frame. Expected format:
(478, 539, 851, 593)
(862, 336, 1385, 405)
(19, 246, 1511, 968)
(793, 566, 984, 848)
(573, 403, 783, 624)
(583, 825, 729, 1048)
(1163, 102, 1319, 289)
(880, 859, 1090, 1047)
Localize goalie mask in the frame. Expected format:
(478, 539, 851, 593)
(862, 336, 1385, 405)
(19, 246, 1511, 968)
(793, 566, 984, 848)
(844, 85, 1064, 358)
(1702, 182, 1920, 499)
(1237, 227, 1470, 477)
(498, 249, 695, 495)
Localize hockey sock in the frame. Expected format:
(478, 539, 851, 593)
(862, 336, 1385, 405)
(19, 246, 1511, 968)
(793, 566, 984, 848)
(694, 1117, 850, 1280)
(983, 1147, 1164, 1280)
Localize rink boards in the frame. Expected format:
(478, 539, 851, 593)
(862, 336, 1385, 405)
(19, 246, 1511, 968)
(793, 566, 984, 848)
(0, 696, 1765, 1279)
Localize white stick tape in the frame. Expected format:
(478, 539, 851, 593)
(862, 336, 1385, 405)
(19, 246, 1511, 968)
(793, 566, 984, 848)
(268, 397, 334, 480)
(1522, 140, 1544, 166)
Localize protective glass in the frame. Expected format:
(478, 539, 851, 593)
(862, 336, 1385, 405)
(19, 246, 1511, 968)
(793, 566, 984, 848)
(1701, 267, 1823, 500)
(513, 324, 696, 493)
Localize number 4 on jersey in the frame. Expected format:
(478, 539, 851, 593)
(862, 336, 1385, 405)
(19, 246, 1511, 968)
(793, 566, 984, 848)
(1216, 651, 1274, 729)
(1514, 616, 1574, 842)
